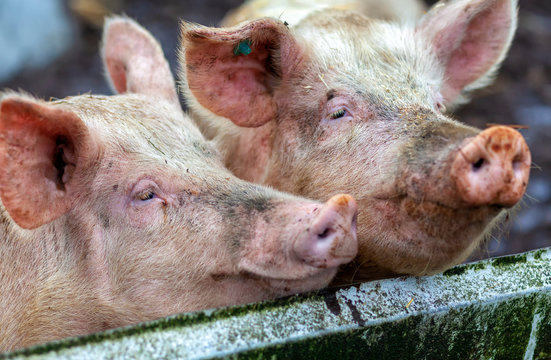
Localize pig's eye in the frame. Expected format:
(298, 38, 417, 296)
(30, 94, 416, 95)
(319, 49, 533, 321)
(136, 189, 156, 201)
(323, 97, 353, 125)
(329, 109, 347, 120)
(436, 101, 446, 112)
(129, 179, 166, 209)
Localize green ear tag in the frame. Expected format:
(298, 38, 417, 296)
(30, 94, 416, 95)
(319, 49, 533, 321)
(233, 40, 252, 56)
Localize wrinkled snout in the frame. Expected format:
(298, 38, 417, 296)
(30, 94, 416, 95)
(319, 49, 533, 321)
(451, 126, 531, 207)
(293, 194, 358, 268)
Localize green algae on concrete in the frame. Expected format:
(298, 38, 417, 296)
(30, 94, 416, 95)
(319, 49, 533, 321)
(2, 248, 551, 360)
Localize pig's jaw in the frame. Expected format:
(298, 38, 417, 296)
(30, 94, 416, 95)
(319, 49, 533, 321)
(238, 267, 338, 296)
(354, 194, 504, 277)
(207, 267, 338, 305)
(236, 255, 341, 293)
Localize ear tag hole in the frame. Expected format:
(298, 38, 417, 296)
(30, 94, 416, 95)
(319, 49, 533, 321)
(233, 40, 252, 56)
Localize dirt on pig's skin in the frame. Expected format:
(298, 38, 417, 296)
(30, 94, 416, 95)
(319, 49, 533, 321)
(1, 0, 549, 283)
(0, 17, 358, 351)
(178, 0, 534, 281)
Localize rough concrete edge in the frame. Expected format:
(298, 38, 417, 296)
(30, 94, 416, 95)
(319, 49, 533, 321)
(2, 247, 550, 359)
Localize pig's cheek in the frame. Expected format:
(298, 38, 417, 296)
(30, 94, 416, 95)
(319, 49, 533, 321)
(126, 201, 166, 228)
(316, 119, 355, 143)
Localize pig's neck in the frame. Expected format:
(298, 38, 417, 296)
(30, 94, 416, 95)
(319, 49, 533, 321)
(0, 212, 46, 351)
(219, 121, 275, 183)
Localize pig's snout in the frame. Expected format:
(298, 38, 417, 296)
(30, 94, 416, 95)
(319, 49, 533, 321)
(451, 126, 531, 207)
(294, 194, 358, 268)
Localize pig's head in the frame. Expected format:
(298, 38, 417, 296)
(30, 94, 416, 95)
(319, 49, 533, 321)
(179, 0, 531, 280)
(0, 17, 357, 327)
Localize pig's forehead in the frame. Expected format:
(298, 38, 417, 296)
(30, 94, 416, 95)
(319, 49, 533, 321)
(295, 15, 443, 98)
(56, 94, 219, 164)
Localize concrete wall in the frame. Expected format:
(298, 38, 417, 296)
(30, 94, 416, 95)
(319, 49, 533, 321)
(2, 248, 550, 359)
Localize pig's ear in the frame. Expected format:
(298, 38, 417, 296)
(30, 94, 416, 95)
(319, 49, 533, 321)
(416, 0, 517, 107)
(102, 16, 179, 105)
(179, 18, 304, 127)
(0, 96, 95, 229)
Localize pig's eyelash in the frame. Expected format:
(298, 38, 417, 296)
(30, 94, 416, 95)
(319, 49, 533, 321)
(434, 92, 446, 112)
(329, 109, 346, 120)
(136, 189, 156, 201)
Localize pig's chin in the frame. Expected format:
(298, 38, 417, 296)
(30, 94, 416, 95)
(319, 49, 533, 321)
(240, 267, 338, 296)
(358, 194, 505, 277)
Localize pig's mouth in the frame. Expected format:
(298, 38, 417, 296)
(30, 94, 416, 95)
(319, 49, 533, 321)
(371, 193, 505, 241)
(372, 192, 505, 225)
(359, 193, 506, 276)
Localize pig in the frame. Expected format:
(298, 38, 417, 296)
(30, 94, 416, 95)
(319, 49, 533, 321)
(178, 0, 531, 281)
(221, 0, 426, 27)
(0, 17, 358, 351)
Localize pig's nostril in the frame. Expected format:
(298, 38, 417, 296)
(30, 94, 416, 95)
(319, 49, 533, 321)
(472, 158, 485, 172)
(317, 226, 335, 240)
(295, 194, 358, 268)
(453, 126, 531, 207)
(512, 154, 524, 172)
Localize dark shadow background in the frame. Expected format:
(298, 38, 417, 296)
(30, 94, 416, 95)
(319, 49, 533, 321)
(2, 0, 550, 262)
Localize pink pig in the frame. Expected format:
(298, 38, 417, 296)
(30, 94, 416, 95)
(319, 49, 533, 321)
(178, 0, 531, 281)
(0, 17, 357, 351)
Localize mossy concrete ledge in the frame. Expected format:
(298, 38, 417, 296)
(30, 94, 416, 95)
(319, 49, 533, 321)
(2, 248, 551, 360)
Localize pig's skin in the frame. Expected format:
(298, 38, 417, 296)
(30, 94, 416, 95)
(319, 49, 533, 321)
(179, 0, 530, 281)
(0, 18, 357, 351)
